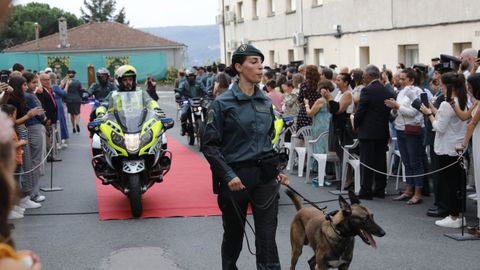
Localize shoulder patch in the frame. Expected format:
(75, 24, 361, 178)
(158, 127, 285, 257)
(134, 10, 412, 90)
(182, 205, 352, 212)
(207, 108, 215, 124)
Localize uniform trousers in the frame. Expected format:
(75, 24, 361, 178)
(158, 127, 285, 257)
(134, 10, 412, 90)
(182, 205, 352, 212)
(217, 166, 280, 270)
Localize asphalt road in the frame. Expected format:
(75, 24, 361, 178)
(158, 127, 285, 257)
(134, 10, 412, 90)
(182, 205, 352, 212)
(11, 87, 480, 270)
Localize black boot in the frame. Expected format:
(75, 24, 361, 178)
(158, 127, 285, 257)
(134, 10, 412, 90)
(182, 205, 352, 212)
(180, 122, 187, 136)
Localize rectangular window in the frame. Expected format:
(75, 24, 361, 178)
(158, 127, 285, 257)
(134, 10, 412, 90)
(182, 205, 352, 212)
(227, 52, 232, 65)
(453, 42, 472, 57)
(268, 0, 275, 16)
(252, 0, 259, 19)
(224, 5, 230, 24)
(314, 48, 324, 66)
(313, 0, 324, 6)
(359, 46, 371, 68)
(269, 50, 275, 67)
(398, 44, 418, 68)
(288, 49, 295, 63)
(287, 0, 296, 12)
(237, 2, 244, 23)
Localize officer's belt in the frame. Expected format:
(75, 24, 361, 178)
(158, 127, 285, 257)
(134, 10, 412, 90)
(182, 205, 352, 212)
(228, 153, 277, 169)
(228, 159, 262, 169)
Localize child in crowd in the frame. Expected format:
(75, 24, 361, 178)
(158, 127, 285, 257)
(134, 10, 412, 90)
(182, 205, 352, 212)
(0, 104, 27, 220)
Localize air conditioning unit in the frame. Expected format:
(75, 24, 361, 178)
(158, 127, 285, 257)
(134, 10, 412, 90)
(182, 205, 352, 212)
(293, 32, 307, 47)
(225, 11, 236, 23)
(215, 14, 224, 25)
(239, 38, 250, 45)
(227, 40, 237, 51)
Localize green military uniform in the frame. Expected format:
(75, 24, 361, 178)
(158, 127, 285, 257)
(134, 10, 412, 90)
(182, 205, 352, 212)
(202, 44, 281, 270)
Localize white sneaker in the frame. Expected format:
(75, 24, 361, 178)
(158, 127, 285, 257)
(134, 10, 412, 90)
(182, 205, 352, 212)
(468, 193, 477, 200)
(56, 143, 62, 150)
(13, 205, 25, 214)
(32, 195, 45, 202)
(19, 197, 41, 209)
(8, 210, 24, 220)
(61, 140, 68, 148)
(435, 215, 466, 228)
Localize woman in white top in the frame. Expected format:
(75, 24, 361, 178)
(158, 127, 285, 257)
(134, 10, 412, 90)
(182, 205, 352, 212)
(322, 73, 354, 156)
(385, 68, 425, 205)
(420, 72, 468, 228)
(454, 73, 480, 235)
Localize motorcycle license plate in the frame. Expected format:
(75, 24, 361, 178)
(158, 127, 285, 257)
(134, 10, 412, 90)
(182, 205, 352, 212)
(122, 160, 145, 174)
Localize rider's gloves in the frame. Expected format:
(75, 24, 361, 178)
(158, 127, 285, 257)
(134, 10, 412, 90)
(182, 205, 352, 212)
(154, 107, 166, 118)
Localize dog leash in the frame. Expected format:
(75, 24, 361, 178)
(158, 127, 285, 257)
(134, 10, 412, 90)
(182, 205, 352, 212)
(284, 184, 327, 213)
(228, 182, 281, 256)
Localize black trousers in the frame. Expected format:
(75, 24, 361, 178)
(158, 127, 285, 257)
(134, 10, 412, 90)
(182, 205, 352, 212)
(438, 155, 465, 216)
(217, 166, 280, 270)
(359, 139, 388, 196)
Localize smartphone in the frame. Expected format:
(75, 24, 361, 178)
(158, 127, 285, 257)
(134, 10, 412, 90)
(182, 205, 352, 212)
(420, 92, 428, 107)
(477, 50, 480, 58)
(0, 74, 8, 83)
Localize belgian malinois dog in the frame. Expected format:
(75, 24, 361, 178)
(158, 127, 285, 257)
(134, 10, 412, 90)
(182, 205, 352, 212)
(285, 190, 385, 270)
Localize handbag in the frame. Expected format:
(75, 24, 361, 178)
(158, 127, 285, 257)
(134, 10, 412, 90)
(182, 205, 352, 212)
(401, 114, 422, 135)
(404, 124, 422, 135)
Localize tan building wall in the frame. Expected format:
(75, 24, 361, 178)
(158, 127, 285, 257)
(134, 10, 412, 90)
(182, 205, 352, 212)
(217, 0, 480, 69)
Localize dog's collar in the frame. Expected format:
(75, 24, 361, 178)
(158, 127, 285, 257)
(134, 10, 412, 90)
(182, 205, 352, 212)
(325, 210, 344, 237)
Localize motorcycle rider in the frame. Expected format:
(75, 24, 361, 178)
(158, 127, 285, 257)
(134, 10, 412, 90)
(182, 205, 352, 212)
(178, 69, 208, 135)
(95, 65, 164, 117)
(86, 67, 118, 121)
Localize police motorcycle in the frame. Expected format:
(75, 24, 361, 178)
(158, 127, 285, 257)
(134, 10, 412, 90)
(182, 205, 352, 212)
(271, 108, 295, 170)
(87, 67, 174, 217)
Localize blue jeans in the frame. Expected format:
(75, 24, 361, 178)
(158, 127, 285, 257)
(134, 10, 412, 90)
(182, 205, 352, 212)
(396, 130, 424, 187)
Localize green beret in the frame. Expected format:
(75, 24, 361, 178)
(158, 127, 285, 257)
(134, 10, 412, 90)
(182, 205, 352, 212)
(233, 44, 265, 63)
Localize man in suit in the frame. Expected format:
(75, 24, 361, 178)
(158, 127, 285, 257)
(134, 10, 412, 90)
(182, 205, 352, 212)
(37, 73, 61, 162)
(354, 65, 393, 199)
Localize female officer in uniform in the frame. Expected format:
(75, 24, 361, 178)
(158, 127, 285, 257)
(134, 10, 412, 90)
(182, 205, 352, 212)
(202, 44, 288, 270)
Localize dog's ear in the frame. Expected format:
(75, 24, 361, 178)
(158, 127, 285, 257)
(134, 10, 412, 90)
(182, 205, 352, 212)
(348, 190, 361, 205)
(339, 195, 352, 215)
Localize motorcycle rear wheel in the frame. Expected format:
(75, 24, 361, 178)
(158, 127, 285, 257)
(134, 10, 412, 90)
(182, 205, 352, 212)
(128, 173, 143, 217)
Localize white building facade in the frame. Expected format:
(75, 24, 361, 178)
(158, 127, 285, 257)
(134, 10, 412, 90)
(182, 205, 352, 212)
(217, 0, 480, 69)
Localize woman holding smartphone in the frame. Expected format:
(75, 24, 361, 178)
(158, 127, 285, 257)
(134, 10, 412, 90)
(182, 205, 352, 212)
(420, 72, 468, 228)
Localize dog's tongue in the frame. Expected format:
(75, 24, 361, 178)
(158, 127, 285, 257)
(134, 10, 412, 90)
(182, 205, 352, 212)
(365, 231, 377, 249)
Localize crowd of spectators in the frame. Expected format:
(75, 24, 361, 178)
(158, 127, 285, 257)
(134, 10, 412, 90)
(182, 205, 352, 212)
(186, 48, 480, 235)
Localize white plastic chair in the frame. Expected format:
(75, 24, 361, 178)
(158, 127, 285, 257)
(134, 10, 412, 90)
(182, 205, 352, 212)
(340, 139, 360, 193)
(305, 131, 328, 182)
(291, 126, 313, 177)
(387, 137, 406, 190)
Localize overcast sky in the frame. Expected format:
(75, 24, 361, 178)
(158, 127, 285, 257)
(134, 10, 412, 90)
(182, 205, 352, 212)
(13, 0, 219, 28)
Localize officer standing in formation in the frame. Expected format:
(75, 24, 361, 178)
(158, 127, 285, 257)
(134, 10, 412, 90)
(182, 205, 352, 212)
(202, 44, 289, 270)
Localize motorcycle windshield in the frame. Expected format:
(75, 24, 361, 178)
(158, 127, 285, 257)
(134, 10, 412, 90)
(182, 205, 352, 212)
(112, 91, 145, 133)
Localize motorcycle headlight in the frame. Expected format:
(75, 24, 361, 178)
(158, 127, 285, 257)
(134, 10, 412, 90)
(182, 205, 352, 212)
(140, 130, 153, 147)
(111, 132, 124, 147)
(124, 133, 140, 153)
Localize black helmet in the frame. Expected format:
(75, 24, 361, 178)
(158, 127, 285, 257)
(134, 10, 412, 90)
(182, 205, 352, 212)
(96, 67, 110, 85)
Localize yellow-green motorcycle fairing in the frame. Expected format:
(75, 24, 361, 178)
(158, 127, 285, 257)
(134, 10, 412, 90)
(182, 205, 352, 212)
(139, 118, 163, 156)
(99, 120, 128, 157)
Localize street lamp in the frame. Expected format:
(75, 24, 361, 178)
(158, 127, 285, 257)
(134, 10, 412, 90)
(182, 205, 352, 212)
(34, 22, 39, 49)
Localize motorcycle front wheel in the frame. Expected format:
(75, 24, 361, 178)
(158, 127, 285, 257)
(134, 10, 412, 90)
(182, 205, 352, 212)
(128, 173, 143, 217)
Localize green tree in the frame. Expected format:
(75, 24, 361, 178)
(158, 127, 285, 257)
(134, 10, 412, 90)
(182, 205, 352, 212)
(0, 3, 83, 49)
(81, 0, 129, 25)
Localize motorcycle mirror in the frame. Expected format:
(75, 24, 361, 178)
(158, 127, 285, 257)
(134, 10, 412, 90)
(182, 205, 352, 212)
(160, 118, 175, 130)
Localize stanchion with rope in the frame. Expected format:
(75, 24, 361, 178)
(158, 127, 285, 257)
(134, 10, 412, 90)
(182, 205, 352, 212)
(444, 152, 480, 241)
(15, 127, 63, 192)
(41, 126, 63, 192)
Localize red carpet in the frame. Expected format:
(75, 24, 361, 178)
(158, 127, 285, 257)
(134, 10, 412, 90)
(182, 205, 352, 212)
(81, 105, 222, 220)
